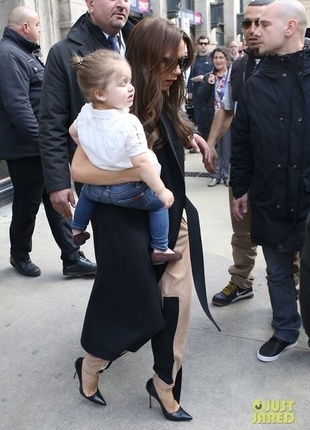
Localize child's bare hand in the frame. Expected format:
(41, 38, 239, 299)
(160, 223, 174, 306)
(157, 188, 174, 208)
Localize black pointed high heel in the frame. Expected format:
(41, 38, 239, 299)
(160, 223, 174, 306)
(74, 357, 106, 406)
(146, 378, 192, 421)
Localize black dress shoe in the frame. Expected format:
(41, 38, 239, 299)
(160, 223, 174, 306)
(63, 255, 97, 277)
(146, 379, 192, 421)
(10, 256, 41, 277)
(74, 357, 106, 406)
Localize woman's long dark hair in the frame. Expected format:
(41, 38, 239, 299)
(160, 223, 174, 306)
(126, 17, 195, 150)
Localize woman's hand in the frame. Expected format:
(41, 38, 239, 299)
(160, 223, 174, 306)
(71, 145, 140, 185)
(208, 72, 216, 85)
(189, 134, 217, 173)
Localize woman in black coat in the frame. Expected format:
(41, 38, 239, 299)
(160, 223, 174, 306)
(71, 17, 218, 422)
(198, 47, 231, 187)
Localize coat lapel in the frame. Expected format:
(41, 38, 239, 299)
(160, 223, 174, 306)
(160, 112, 185, 176)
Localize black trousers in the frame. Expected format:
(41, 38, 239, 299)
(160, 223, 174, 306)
(192, 90, 205, 134)
(300, 211, 310, 340)
(6, 156, 80, 266)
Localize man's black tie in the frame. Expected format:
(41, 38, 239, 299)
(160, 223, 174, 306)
(108, 36, 120, 53)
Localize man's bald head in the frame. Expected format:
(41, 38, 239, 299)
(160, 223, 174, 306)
(254, 0, 307, 55)
(8, 6, 37, 28)
(266, 0, 308, 37)
(7, 6, 40, 44)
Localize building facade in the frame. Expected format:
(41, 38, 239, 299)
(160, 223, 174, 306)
(1, 0, 310, 63)
(1, 0, 310, 204)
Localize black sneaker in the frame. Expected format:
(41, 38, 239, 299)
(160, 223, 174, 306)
(10, 256, 41, 277)
(212, 279, 254, 306)
(63, 255, 97, 277)
(257, 336, 298, 362)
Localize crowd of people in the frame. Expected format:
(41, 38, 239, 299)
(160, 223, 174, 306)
(1, 0, 310, 423)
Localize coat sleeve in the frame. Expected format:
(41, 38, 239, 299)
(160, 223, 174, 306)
(230, 83, 254, 198)
(0, 51, 38, 142)
(39, 45, 75, 193)
(196, 73, 214, 102)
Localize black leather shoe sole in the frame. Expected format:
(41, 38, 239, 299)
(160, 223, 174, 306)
(63, 257, 97, 277)
(10, 256, 41, 277)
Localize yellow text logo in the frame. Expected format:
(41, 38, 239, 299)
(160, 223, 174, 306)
(252, 399, 295, 424)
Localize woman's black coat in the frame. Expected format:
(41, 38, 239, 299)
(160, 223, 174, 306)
(81, 113, 219, 361)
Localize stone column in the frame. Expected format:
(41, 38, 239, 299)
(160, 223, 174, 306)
(151, 0, 167, 18)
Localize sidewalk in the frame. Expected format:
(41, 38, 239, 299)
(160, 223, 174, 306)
(0, 153, 309, 430)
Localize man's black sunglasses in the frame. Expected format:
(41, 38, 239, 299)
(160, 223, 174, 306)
(163, 56, 190, 71)
(241, 19, 260, 29)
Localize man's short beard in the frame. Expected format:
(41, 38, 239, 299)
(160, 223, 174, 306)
(110, 18, 126, 30)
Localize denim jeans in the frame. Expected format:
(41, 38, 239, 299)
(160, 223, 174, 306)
(72, 182, 168, 251)
(300, 212, 310, 339)
(262, 246, 301, 343)
(6, 157, 80, 265)
(212, 128, 231, 181)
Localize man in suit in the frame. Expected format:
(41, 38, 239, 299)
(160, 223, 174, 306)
(39, 0, 133, 219)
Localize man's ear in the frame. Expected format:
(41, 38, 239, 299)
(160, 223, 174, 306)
(87, 0, 95, 14)
(22, 22, 29, 35)
(285, 19, 297, 36)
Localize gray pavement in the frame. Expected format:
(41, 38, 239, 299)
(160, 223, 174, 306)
(1, 153, 309, 430)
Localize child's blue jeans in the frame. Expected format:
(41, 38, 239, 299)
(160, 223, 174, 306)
(72, 182, 169, 251)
